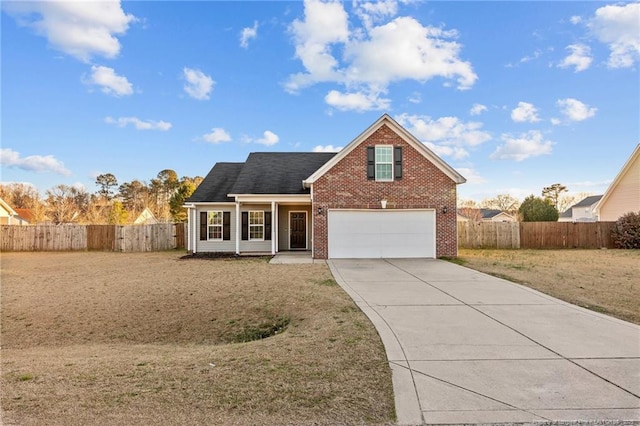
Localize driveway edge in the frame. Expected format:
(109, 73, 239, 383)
(327, 260, 423, 426)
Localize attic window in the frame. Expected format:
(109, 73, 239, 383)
(367, 146, 402, 181)
(375, 146, 393, 181)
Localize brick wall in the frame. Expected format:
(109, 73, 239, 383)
(312, 124, 458, 259)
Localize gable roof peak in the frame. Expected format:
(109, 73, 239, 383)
(303, 113, 466, 186)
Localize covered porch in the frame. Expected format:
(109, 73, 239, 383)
(186, 194, 313, 256)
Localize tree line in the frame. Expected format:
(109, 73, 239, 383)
(458, 183, 594, 222)
(3, 177, 590, 225)
(0, 169, 202, 224)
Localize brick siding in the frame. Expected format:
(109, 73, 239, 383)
(312, 124, 458, 259)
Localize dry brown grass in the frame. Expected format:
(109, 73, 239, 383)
(457, 249, 640, 324)
(1, 252, 395, 426)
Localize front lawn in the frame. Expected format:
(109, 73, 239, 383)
(1, 252, 395, 425)
(456, 249, 640, 324)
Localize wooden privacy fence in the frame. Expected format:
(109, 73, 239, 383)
(458, 221, 617, 249)
(1, 223, 188, 252)
(457, 221, 520, 249)
(519, 221, 616, 249)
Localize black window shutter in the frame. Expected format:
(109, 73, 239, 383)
(223, 212, 231, 241)
(394, 146, 403, 179)
(200, 212, 207, 240)
(241, 212, 248, 241)
(264, 212, 272, 241)
(367, 146, 375, 180)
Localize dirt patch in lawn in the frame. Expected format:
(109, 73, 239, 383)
(457, 249, 640, 324)
(1, 252, 395, 426)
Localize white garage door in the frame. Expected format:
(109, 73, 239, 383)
(328, 210, 435, 259)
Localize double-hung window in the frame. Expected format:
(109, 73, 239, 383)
(375, 145, 393, 181)
(207, 211, 223, 240)
(249, 211, 264, 240)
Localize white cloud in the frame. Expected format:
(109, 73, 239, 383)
(313, 145, 343, 152)
(550, 118, 562, 126)
(557, 98, 597, 122)
(255, 130, 279, 146)
(491, 131, 553, 162)
(470, 103, 487, 116)
(286, 0, 476, 111)
(511, 101, 540, 123)
(353, 0, 398, 29)
(240, 21, 258, 48)
(1, 148, 71, 176)
(558, 44, 593, 72)
(343, 17, 477, 90)
(183, 67, 214, 100)
(286, 0, 349, 92)
(325, 89, 390, 111)
(4, 1, 135, 62)
(589, 2, 640, 68)
(455, 167, 486, 184)
(408, 92, 422, 104)
(570, 16, 583, 25)
(104, 116, 171, 131)
(85, 65, 133, 97)
(202, 128, 232, 144)
(395, 113, 491, 160)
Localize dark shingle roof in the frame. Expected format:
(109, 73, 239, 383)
(229, 152, 336, 195)
(186, 162, 244, 202)
(559, 208, 573, 218)
(572, 195, 603, 208)
(480, 209, 502, 219)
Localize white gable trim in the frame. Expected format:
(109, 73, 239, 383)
(303, 114, 466, 187)
(594, 144, 640, 214)
(0, 197, 18, 217)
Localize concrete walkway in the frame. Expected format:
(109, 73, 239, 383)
(269, 251, 320, 264)
(327, 258, 640, 425)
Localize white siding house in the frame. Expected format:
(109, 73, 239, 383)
(595, 144, 640, 221)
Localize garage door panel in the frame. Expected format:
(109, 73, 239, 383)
(328, 210, 435, 259)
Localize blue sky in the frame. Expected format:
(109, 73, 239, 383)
(2, 0, 639, 203)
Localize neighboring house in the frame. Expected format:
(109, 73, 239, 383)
(558, 195, 603, 222)
(457, 208, 516, 222)
(594, 144, 640, 221)
(0, 197, 28, 225)
(133, 207, 158, 225)
(14, 209, 34, 224)
(480, 209, 516, 222)
(185, 114, 466, 259)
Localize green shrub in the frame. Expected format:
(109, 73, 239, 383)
(612, 211, 640, 249)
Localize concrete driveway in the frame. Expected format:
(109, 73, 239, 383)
(327, 258, 640, 425)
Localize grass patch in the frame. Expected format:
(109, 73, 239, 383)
(439, 256, 466, 266)
(313, 278, 338, 287)
(1, 252, 394, 425)
(18, 374, 33, 382)
(458, 249, 640, 324)
(231, 317, 290, 343)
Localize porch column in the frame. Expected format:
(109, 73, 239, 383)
(187, 207, 192, 253)
(271, 201, 276, 255)
(235, 202, 240, 255)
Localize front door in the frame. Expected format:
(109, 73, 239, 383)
(290, 212, 307, 249)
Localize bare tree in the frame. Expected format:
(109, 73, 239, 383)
(480, 194, 520, 214)
(45, 185, 90, 224)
